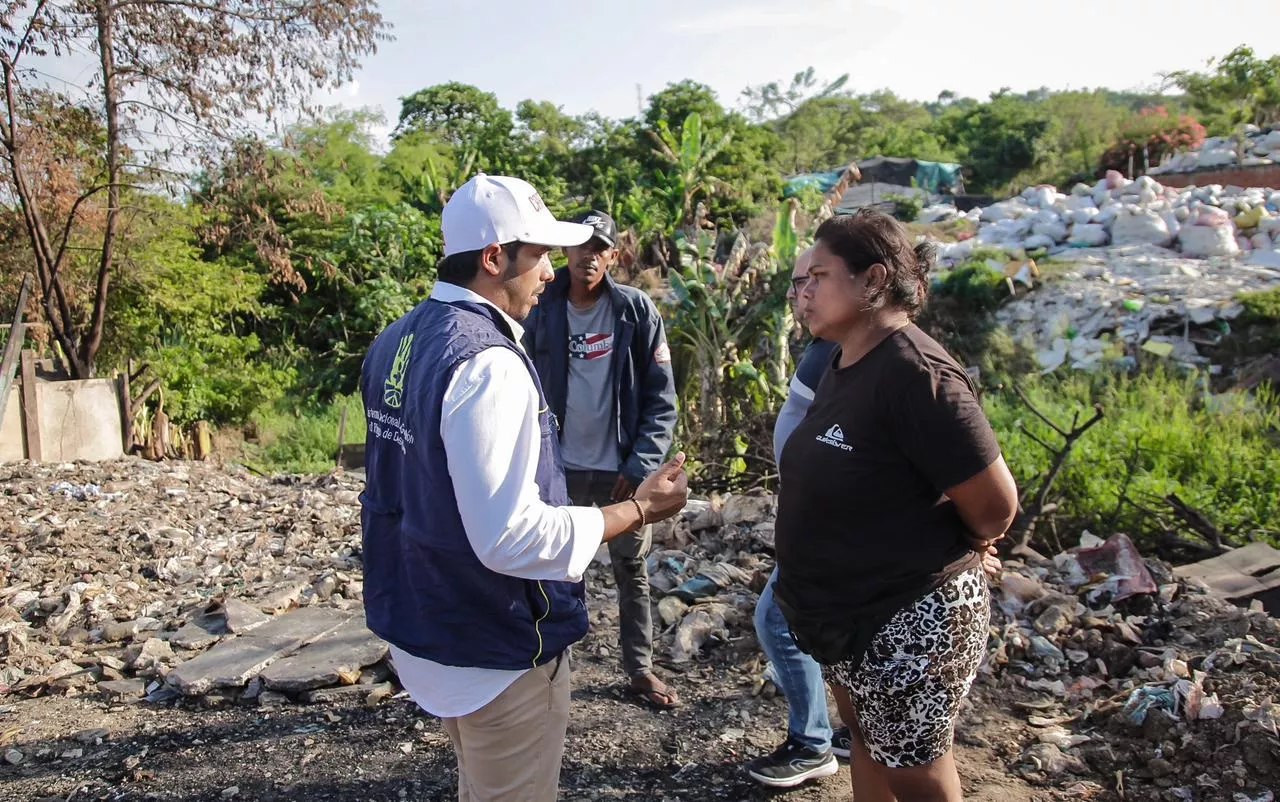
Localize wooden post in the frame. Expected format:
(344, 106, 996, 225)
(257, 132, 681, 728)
(335, 404, 348, 467)
(194, 421, 211, 460)
(0, 274, 32, 424)
(118, 361, 132, 453)
(19, 349, 40, 461)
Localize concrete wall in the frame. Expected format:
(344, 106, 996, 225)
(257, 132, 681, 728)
(0, 378, 123, 462)
(1154, 163, 1280, 189)
(37, 379, 123, 461)
(0, 387, 22, 461)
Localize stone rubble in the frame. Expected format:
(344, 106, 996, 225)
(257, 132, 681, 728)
(639, 494, 1280, 800)
(3, 459, 1278, 799)
(0, 459, 377, 705)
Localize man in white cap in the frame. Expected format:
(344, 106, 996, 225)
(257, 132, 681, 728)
(359, 174, 690, 801)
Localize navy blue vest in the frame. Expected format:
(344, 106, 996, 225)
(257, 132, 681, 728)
(359, 297, 588, 670)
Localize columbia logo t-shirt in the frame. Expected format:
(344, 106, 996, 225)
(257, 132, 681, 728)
(562, 296, 619, 471)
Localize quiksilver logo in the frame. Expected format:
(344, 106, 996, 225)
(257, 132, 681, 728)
(816, 423, 853, 451)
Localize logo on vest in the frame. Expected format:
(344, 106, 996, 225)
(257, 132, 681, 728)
(816, 423, 853, 451)
(383, 333, 414, 408)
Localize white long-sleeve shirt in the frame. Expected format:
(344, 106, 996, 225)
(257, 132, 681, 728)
(391, 282, 605, 719)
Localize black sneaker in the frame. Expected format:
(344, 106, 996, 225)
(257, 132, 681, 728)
(745, 738, 839, 788)
(831, 726, 852, 760)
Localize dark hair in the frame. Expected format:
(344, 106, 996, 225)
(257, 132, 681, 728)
(437, 241, 524, 287)
(813, 209, 935, 319)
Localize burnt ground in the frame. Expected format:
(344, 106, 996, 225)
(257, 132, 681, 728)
(0, 622, 1051, 802)
(2, 461, 1277, 801)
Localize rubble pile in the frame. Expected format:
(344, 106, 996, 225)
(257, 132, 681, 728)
(4, 461, 1278, 798)
(921, 173, 1280, 264)
(1148, 128, 1280, 176)
(638, 497, 1280, 800)
(985, 532, 1280, 799)
(915, 173, 1280, 373)
(0, 459, 386, 709)
(994, 243, 1279, 372)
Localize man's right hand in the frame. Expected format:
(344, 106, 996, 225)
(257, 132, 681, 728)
(633, 452, 689, 523)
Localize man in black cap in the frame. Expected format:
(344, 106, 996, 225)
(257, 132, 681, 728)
(523, 210, 680, 709)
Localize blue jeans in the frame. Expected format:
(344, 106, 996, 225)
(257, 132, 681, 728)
(754, 567, 832, 752)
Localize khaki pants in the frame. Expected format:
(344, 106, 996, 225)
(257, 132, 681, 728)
(440, 652, 571, 802)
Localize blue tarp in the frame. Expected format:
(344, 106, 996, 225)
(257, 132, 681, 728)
(784, 158, 963, 199)
(782, 170, 845, 198)
(913, 160, 963, 193)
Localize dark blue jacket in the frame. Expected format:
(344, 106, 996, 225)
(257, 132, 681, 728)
(359, 297, 588, 670)
(523, 269, 678, 486)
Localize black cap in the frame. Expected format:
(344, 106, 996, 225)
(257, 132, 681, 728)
(575, 210, 617, 248)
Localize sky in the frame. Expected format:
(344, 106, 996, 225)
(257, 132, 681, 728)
(27, 0, 1280, 148)
(312, 0, 1280, 143)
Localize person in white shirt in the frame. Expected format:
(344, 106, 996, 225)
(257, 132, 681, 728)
(359, 174, 689, 801)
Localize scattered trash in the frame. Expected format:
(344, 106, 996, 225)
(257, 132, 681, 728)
(5, 459, 1280, 800)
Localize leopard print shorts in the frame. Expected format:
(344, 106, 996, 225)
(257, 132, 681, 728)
(823, 567, 990, 768)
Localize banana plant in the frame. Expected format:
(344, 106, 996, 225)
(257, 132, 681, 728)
(647, 111, 734, 230)
(415, 147, 478, 213)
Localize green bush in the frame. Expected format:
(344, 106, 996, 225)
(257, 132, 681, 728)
(1241, 287, 1280, 323)
(985, 369, 1280, 549)
(885, 192, 924, 223)
(246, 394, 365, 475)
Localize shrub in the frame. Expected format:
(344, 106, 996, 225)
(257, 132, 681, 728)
(246, 394, 365, 475)
(1098, 106, 1206, 175)
(985, 369, 1280, 551)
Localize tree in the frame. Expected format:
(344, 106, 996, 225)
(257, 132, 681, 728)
(395, 82, 514, 171)
(772, 95, 865, 173)
(933, 93, 1053, 194)
(640, 82, 781, 226)
(740, 67, 849, 124)
(199, 113, 440, 400)
(1098, 107, 1206, 177)
(1038, 91, 1130, 183)
(105, 197, 288, 425)
(1168, 45, 1280, 134)
(648, 111, 733, 230)
(0, 0, 385, 378)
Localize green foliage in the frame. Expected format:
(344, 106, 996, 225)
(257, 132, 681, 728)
(665, 207, 799, 488)
(248, 394, 365, 475)
(986, 370, 1280, 548)
(933, 93, 1054, 194)
(1029, 91, 1131, 185)
(641, 82, 782, 226)
(280, 201, 441, 398)
(1098, 107, 1206, 176)
(106, 198, 291, 425)
(395, 82, 517, 166)
(918, 249, 1037, 384)
(1240, 287, 1280, 323)
(884, 191, 924, 223)
(1169, 45, 1280, 134)
(648, 111, 734, 230)
(741, 67, 850, 123)
(932, 250, 1012, 311)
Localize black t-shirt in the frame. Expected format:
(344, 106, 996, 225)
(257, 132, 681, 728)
(774, 324, 1002, 622)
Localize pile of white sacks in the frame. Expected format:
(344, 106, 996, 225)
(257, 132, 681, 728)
(1148, 128, 1280, 175)
(923, 171, 1280, 267)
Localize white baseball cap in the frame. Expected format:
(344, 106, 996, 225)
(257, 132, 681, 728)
(442, 174, 594, 256)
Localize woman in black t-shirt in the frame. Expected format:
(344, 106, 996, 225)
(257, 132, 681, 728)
(774, 210, 1018, 801)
